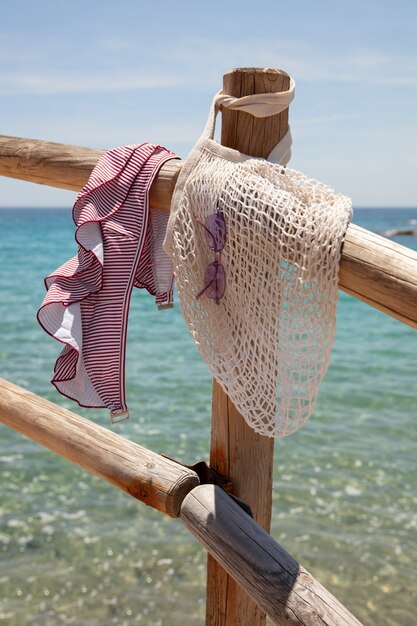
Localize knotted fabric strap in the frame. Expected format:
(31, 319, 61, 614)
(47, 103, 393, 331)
(214, 76, 295, 118)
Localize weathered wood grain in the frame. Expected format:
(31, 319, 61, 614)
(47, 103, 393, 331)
(0, 377, 199, 517)
(182, 485, 364, 626)
(206, 67, 290, 626)
(339, 223, 417, 328)
(0, 134, 182, 211)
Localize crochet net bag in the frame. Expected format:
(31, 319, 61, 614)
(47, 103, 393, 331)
(164, 84, 352, 438)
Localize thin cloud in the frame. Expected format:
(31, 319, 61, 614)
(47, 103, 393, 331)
(293, 113, 351, 127)
(1, 34, 417, 98)
(164, 37, 417, 87)
(0, 70, 185, 96)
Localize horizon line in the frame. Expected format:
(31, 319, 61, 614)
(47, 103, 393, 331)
(1, 205, 417, 211)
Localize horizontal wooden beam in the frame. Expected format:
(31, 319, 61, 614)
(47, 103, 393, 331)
(0, 377, 199, 517)
(0, 135, 182, 211)
(1, 134, 417, 329)
(181, 485, 363, 626)
(338, 223, 417, 327)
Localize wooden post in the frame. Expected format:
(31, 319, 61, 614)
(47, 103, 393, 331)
(206, 68, 291, 626)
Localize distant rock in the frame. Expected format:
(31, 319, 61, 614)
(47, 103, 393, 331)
(384, 228, 417, 237)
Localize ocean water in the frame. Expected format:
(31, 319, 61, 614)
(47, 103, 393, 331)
(0, 207, 416, 626)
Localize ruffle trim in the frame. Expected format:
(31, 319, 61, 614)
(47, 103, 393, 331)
(37, 143, 177, 418)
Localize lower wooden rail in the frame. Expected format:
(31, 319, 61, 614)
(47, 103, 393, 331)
(181, 485, 363, 626)
(0, 377, 199, 517)
(1, 377, 364, 625)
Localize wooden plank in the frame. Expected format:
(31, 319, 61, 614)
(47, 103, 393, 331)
(205, 67, 291, 626)
(207, 388, 274, 624)
(339, 223, 417, 328)
(0, 377, 199, 517)
(182, 485, 364, 626)
(1, 137, 417, 330)
(0, 134, 182, 211)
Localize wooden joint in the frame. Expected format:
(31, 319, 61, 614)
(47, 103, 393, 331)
(162, 456, 232, 491)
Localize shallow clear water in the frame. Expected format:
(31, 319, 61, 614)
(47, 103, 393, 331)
(0, 207, 416, 625)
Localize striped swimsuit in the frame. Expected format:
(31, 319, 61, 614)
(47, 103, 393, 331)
(38, 143, 178, 422)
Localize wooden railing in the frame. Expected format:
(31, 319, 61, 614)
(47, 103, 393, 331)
(0, 377, 363, 626)
(1, 135, 417, 330)
(0, 378, 199, 517)
(1, 66, 414, 626)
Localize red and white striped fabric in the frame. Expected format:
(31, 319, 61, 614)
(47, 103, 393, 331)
(37, 143, 178, 422)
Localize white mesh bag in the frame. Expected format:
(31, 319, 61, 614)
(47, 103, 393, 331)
(164, 85, 352, 438)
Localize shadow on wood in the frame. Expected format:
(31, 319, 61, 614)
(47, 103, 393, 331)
(181, 485, 364, 626)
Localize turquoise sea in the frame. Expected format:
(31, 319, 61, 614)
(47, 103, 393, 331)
(0, 207, 416, 626)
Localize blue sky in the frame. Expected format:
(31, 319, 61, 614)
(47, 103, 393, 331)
(1, 0, 416, 208)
